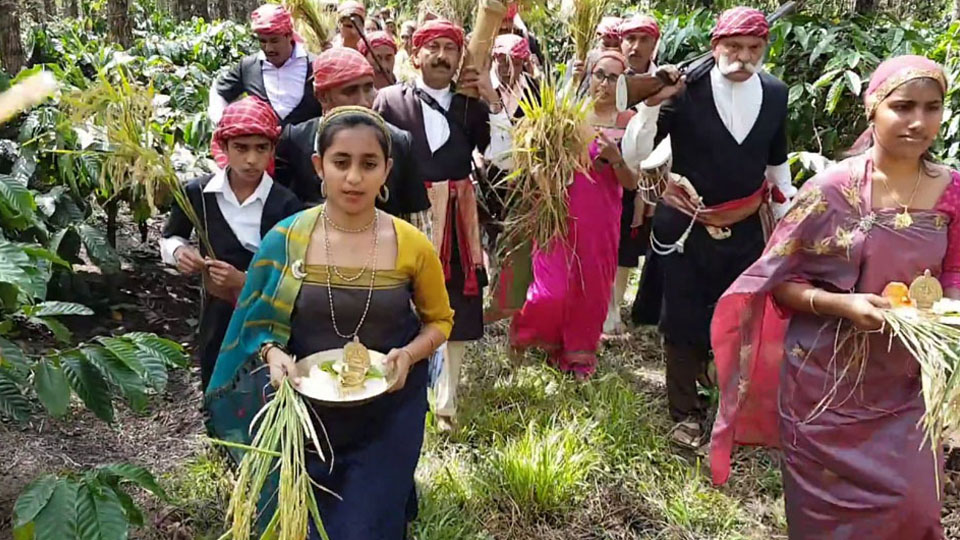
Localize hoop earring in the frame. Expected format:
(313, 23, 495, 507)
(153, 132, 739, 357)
(378, 184, 390, 203)
(320, 181, 327, 199)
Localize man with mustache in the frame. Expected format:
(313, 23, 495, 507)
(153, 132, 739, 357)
(272, 47, 429, 221)
(208, 5, 322, 127)
(625, 7, 796, 448)
(373, 18, 514, 431)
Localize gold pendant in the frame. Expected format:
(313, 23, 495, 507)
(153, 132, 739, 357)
(893, 209, 913, 230)
(340, 336, 371, 390)
(909, 269, 943, 311)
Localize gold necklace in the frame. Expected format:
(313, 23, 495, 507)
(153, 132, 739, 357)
(880, 164, 923, 230)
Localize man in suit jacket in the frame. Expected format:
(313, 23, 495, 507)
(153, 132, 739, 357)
(208, 4, 323, 127)
(274, 47, 430, 220)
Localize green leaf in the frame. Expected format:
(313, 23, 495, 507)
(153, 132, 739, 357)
(31, 316, 73, 343)
(61, 351, 114, 423)
(826, 78, 845, 114)
(13, 475, 58, 528)
(78, 224, 120, 275)
(97, 464, 167, 500)
(26, 301, 95, 317)
(843, 70, 862, 97)
(97, 337, 154, 386)
(110, 488, 144, 527)
(0, 336, 29, 373)
(787, 84, 804, 105)
(812, 69, 841, 89)
(75, 484, 129, 540)
(0, 368, 31, 421)
(79, 346, 147, 412)
(847, 51, 862, 69)
(33, 359, 71, 417)
(33, 479, 79, 540)
(809, 31, 836, 65)
(13, 522, 34, 540)
(0, 175, 36, 217)
(11, 147, 37, 186)
(20, 245, 71, 268)
(123, 334, 186, 368)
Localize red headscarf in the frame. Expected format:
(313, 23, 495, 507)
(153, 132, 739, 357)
(619, 14, 660, 39)
(504, 2, 518, 21)
(711, 7, 769, 43)
(211, 97, 281, 171)
(250, 4, 294, 36)
(357, 30, 398, 56)
(864, 55, 947, 119)
(492, 33, 530, 60)
(337, 1, 366, 20)
(412, 18, 465, 49)
(597, 16, 622, 40)
(594, 50, 627, 71)
(312, 47, 375, 94)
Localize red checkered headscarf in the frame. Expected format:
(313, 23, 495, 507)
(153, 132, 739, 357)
(211, 97, 281, 171)
(412, 18, 465, 49)
(312, 47, 375, 95)
(338, 1, 366, 20)
(597, 17, 622, 40)
(594, 50, 627, 71)
(619, 14, 660, 39)
(358, 31, 398, 56)
(711, 7, 769, 43)
(250, 4, 294, 36)
(493, 33, 529, 61)
(504, 2, 518, 20)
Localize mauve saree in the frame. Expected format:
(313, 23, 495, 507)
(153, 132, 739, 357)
(710, 155, 960, 538)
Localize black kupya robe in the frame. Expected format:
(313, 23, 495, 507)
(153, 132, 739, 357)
(273, 117, 431, 217)
(373, 84, 493, 341)
(162, 174, 303, 391)
(636, 71, 788, 348)
(216, 53, 324, 127)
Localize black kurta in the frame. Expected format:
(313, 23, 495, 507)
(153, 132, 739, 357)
(273, 117, 430, 218)
(162, 174, 303, 390)
(642, 72, 788, 347)
(373, 84, 492, 341)
(216, 53, 323, 127)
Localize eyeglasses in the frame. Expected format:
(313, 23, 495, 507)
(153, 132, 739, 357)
(591, 71, 620, 84)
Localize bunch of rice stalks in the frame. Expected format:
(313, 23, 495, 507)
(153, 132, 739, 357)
(882, 310, 960, 465)
(63, 69, 215, 256)
(497, 74, 592, 256)
(419, 0, 476, 28)
(215, 379, 331, 539)
(281, 0, 337, 52)
(0, 71, 58, 125)
(569, 0, 610, 62)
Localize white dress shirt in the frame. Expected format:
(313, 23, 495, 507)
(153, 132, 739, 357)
(414, 78, 514, 170)
(160, 169, 274, 265)
(208, 44, 309, 124)
(621, 66, 796, 217)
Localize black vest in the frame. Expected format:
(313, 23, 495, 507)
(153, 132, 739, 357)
(216, 53, 324, 127)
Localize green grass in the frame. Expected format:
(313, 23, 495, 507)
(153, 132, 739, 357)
(158, 325, 786, 539)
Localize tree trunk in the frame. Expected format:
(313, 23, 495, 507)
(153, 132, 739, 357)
(176, 0, 191, 21)
(214, 0, 228, 20)
(193, 0, 209, 21)
(68, 0, 78, 17)
(108, 0, 133, 47)
(0, 0, 26, 75)
(954, 0, 960, 20)
(852, 0, 877, 14)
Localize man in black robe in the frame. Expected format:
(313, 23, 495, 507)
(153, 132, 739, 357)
(208, 4, 323, 128)
(273, 47, 430, 220)
(627, 7, 796, 446)
(373, 18, 514, 430)
(161, 97, 302, 391)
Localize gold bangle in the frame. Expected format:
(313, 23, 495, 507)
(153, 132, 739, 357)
(259, 342, 285, 364)
(808, 289, 821, 316)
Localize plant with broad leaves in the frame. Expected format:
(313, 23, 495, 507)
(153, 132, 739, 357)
(12, 464, 169, 540)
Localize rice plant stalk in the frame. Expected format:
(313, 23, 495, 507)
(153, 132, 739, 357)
(569, 0, 610, 62)
(281, 0, 336, 51)
(496, 73, 593, 258)
(215, 379, 331, 540)
(62, 68, 215, 257)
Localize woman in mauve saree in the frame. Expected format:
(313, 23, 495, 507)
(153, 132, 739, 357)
(509, 51, 639, 378)
(710, 55, 960, 539)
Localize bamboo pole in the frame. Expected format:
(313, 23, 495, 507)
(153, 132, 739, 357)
(460, 0, 507, 97)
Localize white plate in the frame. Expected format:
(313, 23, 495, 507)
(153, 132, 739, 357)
(293, 348, 392, 407)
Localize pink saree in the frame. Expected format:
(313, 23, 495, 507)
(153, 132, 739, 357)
(509, 138, 625, 376)
(710, 155, 960, 538)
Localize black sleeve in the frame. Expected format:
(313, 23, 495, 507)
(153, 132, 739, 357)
(394, 131, 430, 214)
(215, 59, 247, 102)
(654, 93, 681, 146)
(470, 100, 492, 154)
(768, 85, 789, 166)
(528, 34, 545, 67)
(278, 120, 322, 204)
(162, 178, 204, 240)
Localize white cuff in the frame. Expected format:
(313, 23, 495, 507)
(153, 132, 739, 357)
(160, 236, 189, 266)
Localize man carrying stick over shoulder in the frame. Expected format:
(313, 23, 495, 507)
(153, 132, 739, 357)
(373, 18, 514, 431)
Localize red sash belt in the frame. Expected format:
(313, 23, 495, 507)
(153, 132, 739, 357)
(424, 178, 484, 296)
(662, 181, 785, 229)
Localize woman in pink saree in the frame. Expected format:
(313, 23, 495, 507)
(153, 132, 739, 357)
(710, 55, 960, 538)
(510, 51, 639, 378)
